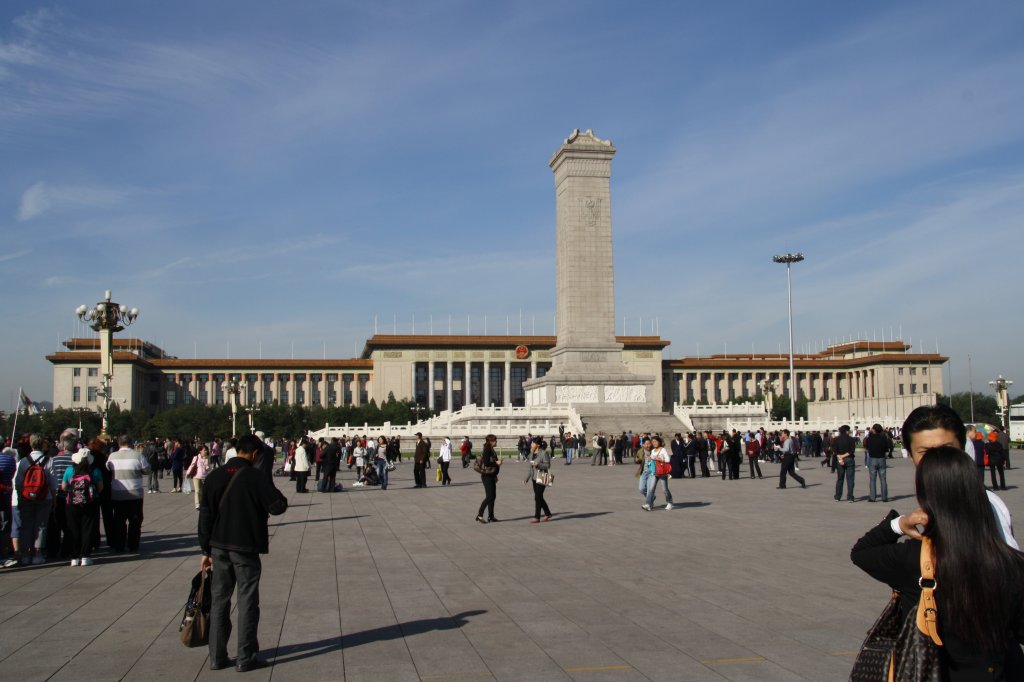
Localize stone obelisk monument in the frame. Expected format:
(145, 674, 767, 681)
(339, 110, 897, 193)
(524, 129, 657, 413)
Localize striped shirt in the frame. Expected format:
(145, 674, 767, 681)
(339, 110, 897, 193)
(48, 451, 75, 498)
(106, 447, 151, 501)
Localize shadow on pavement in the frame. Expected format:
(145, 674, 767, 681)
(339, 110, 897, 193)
(268, 610, 488, 663)
(271, 516, 365, 527)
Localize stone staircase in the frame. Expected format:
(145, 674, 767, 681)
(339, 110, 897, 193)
(577, 412, 690, 438)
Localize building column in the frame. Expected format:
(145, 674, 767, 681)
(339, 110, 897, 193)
(530, 360, 537, 379)
(503, 360, 511, 406)
(677, 374, 685, 404)
(446, 361, 453, 412)
(465, 360, 472, 407)
(483, 361, 491, 406)
(427, 361, 436, 410)
(353, 375, 362, 407)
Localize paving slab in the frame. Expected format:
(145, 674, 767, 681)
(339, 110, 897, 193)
(1, 453, 1022, 681)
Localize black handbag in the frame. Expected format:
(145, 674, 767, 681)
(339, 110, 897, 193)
(179, 569, 212, 647)
(850, 537, 943, 681)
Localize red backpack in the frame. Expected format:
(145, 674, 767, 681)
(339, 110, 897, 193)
(21, 455, 50, 502)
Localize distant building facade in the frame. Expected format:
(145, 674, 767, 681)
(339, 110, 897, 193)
(48, 336, 945, 421)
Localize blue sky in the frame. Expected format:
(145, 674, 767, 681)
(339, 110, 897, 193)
(2, 1, 1022, 409)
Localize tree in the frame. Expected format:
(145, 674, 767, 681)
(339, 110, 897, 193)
(770, 395, 808, 421)
(946, 392, 1000, 426)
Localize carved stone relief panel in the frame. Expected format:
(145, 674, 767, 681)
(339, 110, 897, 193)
(556, 385, 599, 403)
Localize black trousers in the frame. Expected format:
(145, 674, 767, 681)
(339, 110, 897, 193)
(46, 495, 70, 559)
(748, 457, 763, 478)
(295, 471, 309, 493)
(315, 462, 323, 481)
(172, 468, 183, 489)
(779, 454, 805, 488)
(477, 475, 497, 518)
(65, 502, 98, 559)
(413, 462, 427, 487)
(109, 498, 144, 551)
(728, 454, 741, 480)
(532, 481, 551, 519)
(210, 548, 262, 667)
(697, 454, 710, 477)
(440, 461, 451, 485)
(990, 463, 1006, 490)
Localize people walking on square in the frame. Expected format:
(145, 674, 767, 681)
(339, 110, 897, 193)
(694, 432, 711, 477)
(460, 436, 472, 468)
(831, 425, 856, 502)
(438, 437, 453, 485)
(45, 433, 75, 561)
(413, 432, 430, 488)
(320, 439, 340, 492)
(106, 435, 150, 553)
(375, 436, 389, 490)
(776, 429, 806, 490)
(562, 432, 574, 464)
(186, 444, 213, 510)
(683, 432, 698, 478)
(637, 437, 653, 501)
(14, 434, 58, 565)
(62, 448, 103, 567)
(985, 432, 1007, 491)
(728, 430, 743, 480)
(745, 435, 763, 479)
(475, 434, 502, 523)
(292, 439, 310, 493)
(199, 433, 288, 672)
(863, 424, 889, 502)
(670, 433, 686, 478)
(643, 436, 673, 511)
(851, 445, 1024, 680)
(525, 438, 552, 522)
(169, 439, 185, 493)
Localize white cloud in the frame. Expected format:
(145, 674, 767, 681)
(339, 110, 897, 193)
(17, 181, 132, 221)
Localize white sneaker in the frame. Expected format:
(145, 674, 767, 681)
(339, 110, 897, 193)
(70, 559, 80, 567)
(81, 557, 94, 567)
(641, 504, 652, 511)
(2, 558, 17, 569)
(665, 503, 674, 510)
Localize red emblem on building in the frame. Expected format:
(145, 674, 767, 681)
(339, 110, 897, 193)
(515, 345, 529, 359)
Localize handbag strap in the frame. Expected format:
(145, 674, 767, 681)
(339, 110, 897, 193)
(916, 537, 943, 646)
(218, 467, 243, 512)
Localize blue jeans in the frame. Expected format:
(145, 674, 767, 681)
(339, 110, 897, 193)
(835, 462, 855, 500)
(646, 475, 673, 507)
(376, 459, 388, 490)
(867, 457, 888, 501)
(564, 448, 574, 464)
(639, 469, 652, 499)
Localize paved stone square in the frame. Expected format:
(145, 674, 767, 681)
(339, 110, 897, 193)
(2, 453, 1021, 681)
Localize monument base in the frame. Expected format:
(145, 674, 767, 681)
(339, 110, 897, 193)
(523, 373, 658, 413)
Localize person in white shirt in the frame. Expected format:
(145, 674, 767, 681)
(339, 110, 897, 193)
(438, 437, 453, 485)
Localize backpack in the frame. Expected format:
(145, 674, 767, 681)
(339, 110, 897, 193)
(68, 472, 95, 506)
(21, 455, 50, 502)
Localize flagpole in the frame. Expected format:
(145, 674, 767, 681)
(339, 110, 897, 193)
(10, 387, 22, 446)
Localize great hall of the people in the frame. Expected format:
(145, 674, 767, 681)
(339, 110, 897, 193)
(48, 334, 946, 424)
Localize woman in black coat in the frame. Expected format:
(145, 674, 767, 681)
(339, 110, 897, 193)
(851, 446, 1024, 680)
(475, 435, 502, 523)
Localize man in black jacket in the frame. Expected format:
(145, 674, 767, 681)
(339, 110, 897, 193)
(199, 434, 287, 672)
(863, 424, 890, 502)
(831, 425, 857, 502)
(413, 432, 430, 488)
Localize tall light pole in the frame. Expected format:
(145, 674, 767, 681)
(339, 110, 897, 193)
(773, 253, 805, 422)
(76, 291, 139, 436)
(989, 375, 1014, 430)
(225, 379, 241, 438)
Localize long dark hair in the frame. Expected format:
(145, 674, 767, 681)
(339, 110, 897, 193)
(917, 446, 1024, 653)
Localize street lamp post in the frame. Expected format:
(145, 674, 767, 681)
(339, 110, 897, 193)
(760, 379, 775, 418)
(773, 253, 805, 423)
(989, 375, 1014, 430)
(225, 379, 241, 438)
(76, 290, 139, 436)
